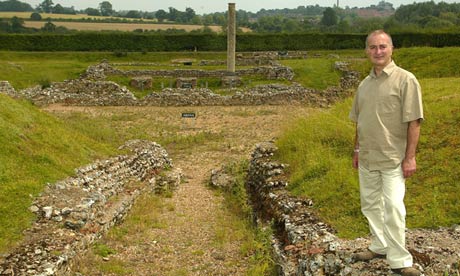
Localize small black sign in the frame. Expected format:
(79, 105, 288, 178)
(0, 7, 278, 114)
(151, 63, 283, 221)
(181, 112, 196, 118)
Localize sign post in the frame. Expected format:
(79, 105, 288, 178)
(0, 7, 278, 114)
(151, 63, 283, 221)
(181, 112, 196, 129)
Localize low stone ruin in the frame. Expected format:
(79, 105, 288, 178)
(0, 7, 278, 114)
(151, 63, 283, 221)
(221, 75, 242, 88)
(3, 60, 359, 108)
(200, 51, 310, 66)
(0, 80, 17, 97)
(130, 77, 152, 90)
(244, 141, 460, 275)
(20, 79, 138, 106)
(84, 60, 295, 81)
(0, 140, 182, 276)
(176, 77, 197, 89)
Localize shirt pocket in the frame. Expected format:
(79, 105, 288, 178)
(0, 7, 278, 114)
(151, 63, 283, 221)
(377, 93, 400, 115)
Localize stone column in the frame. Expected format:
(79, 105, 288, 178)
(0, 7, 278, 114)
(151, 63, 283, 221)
(227, 3, 236, 73)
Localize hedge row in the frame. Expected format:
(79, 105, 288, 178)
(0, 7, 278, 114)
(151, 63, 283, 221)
(1, 32, 460, 51)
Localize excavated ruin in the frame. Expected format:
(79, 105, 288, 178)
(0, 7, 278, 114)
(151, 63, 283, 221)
(2, 54, 458, 275)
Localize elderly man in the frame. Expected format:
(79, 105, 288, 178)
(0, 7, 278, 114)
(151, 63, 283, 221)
(349, 30, 423, 276)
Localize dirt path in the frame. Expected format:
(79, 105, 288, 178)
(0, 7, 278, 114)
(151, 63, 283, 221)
(44, 105, 313, 275)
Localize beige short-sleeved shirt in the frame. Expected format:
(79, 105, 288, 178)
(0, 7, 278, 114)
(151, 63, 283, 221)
(349, 61, 424, 170)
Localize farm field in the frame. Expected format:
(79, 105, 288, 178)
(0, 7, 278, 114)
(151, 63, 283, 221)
(0, 11, 157, 21)
(23, 21, 224, 32)
(0, 12, 250, 32)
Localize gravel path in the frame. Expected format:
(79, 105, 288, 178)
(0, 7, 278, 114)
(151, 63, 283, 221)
(57, 105, 313, 275)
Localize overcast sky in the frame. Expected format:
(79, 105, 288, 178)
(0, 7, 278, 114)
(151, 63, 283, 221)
(24, 0, 460, 14)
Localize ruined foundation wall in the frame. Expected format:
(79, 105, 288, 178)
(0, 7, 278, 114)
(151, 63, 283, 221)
(2, 61, 359, 108)
(0, 140, 182, 276)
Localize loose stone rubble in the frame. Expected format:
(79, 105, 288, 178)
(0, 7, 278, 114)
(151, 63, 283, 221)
(0, 140, 182, 276)
(0, 81, 17, 98)
(245, 141, 460, 276)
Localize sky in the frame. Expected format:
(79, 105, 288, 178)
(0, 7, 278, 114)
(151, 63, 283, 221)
(24, 0, 460, 14)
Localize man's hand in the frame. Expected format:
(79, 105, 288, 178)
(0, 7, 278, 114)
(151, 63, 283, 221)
(352, 152, 359, 169)
(402, 157, 417, 178)
(403, 119, 421, 178)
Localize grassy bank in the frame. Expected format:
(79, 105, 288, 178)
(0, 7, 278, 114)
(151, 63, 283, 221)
(0, 94, 117, 250)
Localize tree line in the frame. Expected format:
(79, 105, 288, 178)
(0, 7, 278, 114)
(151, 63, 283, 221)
(2, 0, 460, 34)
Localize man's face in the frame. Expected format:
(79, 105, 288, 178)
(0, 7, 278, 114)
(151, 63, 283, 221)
(365, 33, 393, 68)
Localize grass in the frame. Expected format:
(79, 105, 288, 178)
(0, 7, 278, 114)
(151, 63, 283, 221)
(210, 160, 277, 275)
(107, 194, 170, 241)
(280, 57, 343, 90)
(408, 78, 460, 227)
(275, 100, 366, 238)
(72, 193, 170, 274)
(73, 161, 276, 275)
(0, 50, 344, 92)
(393, 47, 460, 79)
(0, 51, 226, 90)
(0, 94, 117, 251)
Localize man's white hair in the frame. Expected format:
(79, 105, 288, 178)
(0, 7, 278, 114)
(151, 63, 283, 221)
(366, 30, 393, 48)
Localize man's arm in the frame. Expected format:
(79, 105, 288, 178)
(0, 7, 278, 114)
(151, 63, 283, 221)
(352, 124, 359, 169)
(402, 119, 421, 178)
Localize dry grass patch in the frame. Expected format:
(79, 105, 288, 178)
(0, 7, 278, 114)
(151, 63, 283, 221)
(23, 21, 224, 32)
(0, 12, 155, 21)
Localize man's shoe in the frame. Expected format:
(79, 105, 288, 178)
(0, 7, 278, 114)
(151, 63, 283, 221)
(392, 267, 421, 276)
(353, 249, 386, 261)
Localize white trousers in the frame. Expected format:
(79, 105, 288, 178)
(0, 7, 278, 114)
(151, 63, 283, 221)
(358, 165, 413, 269)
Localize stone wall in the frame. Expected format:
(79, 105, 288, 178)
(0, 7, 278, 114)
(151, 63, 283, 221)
(20, 80, 138, 106)
(0, 140, 182, 276)
(8, 60, 359, 107)
(140, 85, 340, 107)
(0, 81, 17, 97)
(102, 65, 295, 80)
(246, 141, 350, 275)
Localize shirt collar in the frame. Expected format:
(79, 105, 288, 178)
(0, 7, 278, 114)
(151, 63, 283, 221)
(370, 60, 396, 78)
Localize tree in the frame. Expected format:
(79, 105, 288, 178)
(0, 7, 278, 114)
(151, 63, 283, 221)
(155, 9, 168, 22)
(168, 7, 179, 21)
(10, 16, 24, 32)
(85, 8, 101, 16)
(184, 7, 196, 22)
(53, 4, 64, 14)
(236, 10, 250, 26)
(30, 12, 42, 21)
(202, 14, 214, 25)
(143, 12, 155, 19)
(0, 0, 34, 12)
(0, 19, 9, 32)
(126, 10, 142, 19)
(42, 20, 56, 32)
(99, 1, 113, 16)
(254, 16, 283, 32)
(212, 13, 225, 25)
(38, 0, 54, 13)
(191, 15, 202, 25)
(321, 7, 338, 26)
